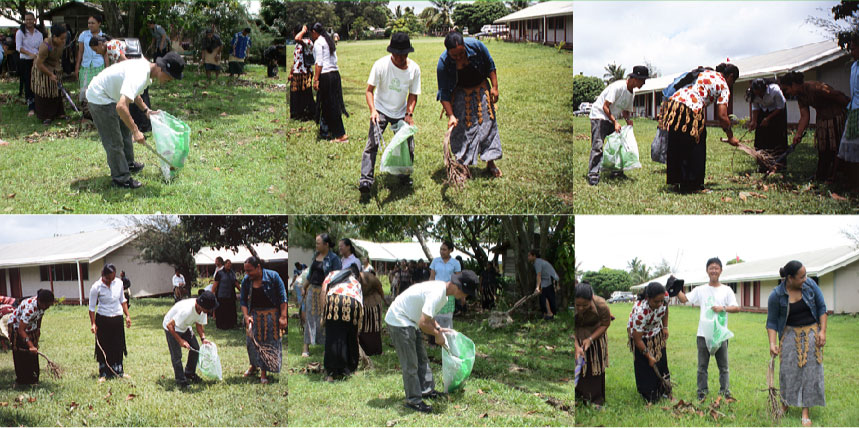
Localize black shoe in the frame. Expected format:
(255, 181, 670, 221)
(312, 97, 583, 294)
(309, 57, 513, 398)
(186, 373, 203, 384)
(405, 401, 433, 413)
(399, 175, 413, 186)
(177, 381, 190, 389)
(113, 178, 143, 189)
(587, 177, 599, 186)
(128, 161, 144, 173)
(422, 389, 443, 399)
(358, 182, 371, 194)
(543, 315, 555, 321)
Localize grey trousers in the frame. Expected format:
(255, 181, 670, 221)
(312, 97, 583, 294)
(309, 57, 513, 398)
(588, 119, 615, 179)
(697, 336, 730, 397)
(389, 325, 434, 405)
(165, 329, 199, 385)
(359, 113, 414, 187)
(90, 102, 135, 183)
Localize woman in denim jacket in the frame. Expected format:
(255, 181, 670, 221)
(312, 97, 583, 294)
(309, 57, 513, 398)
(301, 233, 342, 357)
(765, 260, 827, 427)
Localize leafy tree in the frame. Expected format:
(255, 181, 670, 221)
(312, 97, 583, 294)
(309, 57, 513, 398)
(333, 0, 389, 41)
(651, 258, 673, 278)
(603, 62, 625, 84)
(452, 0, 509, 35)
(424, 0, 456, 33)
(506, 0, 531, 12)
(260, 0, 339, 39)
(807, 1, 859, 48)
(580, 268, 635, 299)
(843, 225, 859, 249)
(128, 216, 203, 293)
(0, 0, 62, 27)
(389, 7, 423, 36)
(627, 257, 651, 285)
(572, 74, 604, 107)
(179, 215, 288, 261)
(726, 257, 745, 266)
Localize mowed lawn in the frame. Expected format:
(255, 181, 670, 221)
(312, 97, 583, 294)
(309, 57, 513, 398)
(573, 116, 858, 214)
(0, 64, 288, 214)
(575, 303, 859, 427)
(0, 298, 286, 426)
(283, 38, 573, 214)
(286, 280, 574, 426)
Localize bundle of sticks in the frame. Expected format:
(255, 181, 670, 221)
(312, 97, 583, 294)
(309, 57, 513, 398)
(720, 137, 778, 171)
(766, 355, 783, 422)
(37, 351, 64, 379)
(650, 352, 673, 397)
(443, 126, 470, 187)
(249, 326, 281, 369)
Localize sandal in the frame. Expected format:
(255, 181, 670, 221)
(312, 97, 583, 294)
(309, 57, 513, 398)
(332, 135, 349, 143)
(487, 162, 502, 178)
(260, 377, 269, 385)
(301, 352, 310, 358)
(802, 418, 812, 427)
(243, 367, 258, 377)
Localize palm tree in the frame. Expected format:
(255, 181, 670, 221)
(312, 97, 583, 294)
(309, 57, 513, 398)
(603, 62, 626, 84)
(627, 257, 651, 286)
(425, 0, 456, 34)
(507, 1, 532, 12)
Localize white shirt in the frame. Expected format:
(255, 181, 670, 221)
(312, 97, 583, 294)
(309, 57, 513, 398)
(590, 79, 634, 121)
(368, 55, 421, 119)
(313, 37, 338, 73)
(88, 278, 127, 317)
(685, 283, 739, 337)
(15, 27, 42, 60)
(751, 83, 786, 112)
(340, 254, 362, 272)
(384, 280, 448, 329)
(162, 298, 207, 333)
(85, 58, 152, 106)
(172, 274, 185, 288)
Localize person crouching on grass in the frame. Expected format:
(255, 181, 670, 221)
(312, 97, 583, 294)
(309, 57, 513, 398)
(357, 32, 421, 194)
(587, 65, 649, 186)
(384, 270, 477, 413)
(86, 52, 184, 189)
(8, 289, 55, 386)
(627, 282, 671, 403)
(162, 291, 217, 389)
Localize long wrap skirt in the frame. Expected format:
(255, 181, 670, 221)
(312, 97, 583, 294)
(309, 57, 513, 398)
(780, 324, 825, 408)
(94, 314, 127, 378)
(323, 294, 362, 377)
(450, 80, 502, 166)
(246, 307, 282, 373)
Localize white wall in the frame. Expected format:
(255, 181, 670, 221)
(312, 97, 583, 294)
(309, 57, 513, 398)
(18, 263, 99, 301)
(833, 259, 859, 313)
(103, 243, 175, 298)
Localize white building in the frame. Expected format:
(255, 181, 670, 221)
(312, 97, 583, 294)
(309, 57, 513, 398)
(631, 245, 859, 314)
(494, 1, 573, 49)
(195, 243, 288, 280)
(632, 40, 851, 125)
(0, 229, 175, 304)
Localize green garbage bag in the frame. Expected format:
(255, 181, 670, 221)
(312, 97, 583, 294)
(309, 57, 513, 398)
(701, 297, 734, 355)
(198, 342, 223, 381)
(150, 111, 190, 181)
(380, 121, 417, 175)
(602, 125, 642, 171)
(441, 330, 475, 393)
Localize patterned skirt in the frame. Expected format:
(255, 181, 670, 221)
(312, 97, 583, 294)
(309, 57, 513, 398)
(450, 80, 502, 166)
(780, 324, 825, 407)
(246, 307, 282, 373)
(303, 285, 324, 346)
(79, 65, 104, 102)
(839, 110, 859, 163)
(31, 65, 64, 120)
(290, 72, 315, 121)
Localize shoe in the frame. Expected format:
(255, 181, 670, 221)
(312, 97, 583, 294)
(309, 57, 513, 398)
(405, 401, 433, 413)
(587, 177, 599, 186)
(543, 315, 555, 321)
(186, 373, 203, 384)
(27, 111, 35, 117)
(358, 183, 371, 194)
(260, 377, 270, 385)
(128, 161, 144, 173)
(42, 119, 52, 125)
(243, 367, 259, 377)
(399, 175, 413, 186)
(97, 377, 106, 384)
(301, 352, 310, 358)
(697, 393, 706, 402)
(113, 179, 143, 189)
(177, 381, 190, 389)
(802, 418, 812, 427)
(422, 390, 442, 399)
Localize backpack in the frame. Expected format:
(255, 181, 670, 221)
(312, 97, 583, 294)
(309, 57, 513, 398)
(662, 67, 711, 99)
(299, 41, 314, 68)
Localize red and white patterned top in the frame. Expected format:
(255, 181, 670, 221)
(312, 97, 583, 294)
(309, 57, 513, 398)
(292, 39, 314, 74)
(627, 292, 669, 338)
(324, 270, 363, 305)
(105, 39, 126, 63)
(670, 70, 731, 112)
(9, 296, 46, 333)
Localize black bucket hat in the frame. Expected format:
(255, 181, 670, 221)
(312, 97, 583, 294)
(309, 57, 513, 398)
(628, 65, 650, 80)
(666, 275, 685, 297)
(451, 270, 478, 297)
(155, 52, 185, 80)
(197, 290, 219, 311)
(387, 32, 414, 55)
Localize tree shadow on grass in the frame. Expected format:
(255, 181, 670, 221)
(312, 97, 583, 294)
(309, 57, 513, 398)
(376, 174, 415, 207)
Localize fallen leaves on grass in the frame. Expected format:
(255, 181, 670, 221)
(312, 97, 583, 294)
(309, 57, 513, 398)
(68, 402, 78, 411)
(385, 420, 398, 427)
(508, 364, 528, 373)
(480, 413, 489, 418)
(5, 193, 14, 199)
(831, 192, 848, 201)
(0, 402, 7, 407)
(125, 394, 137, 401)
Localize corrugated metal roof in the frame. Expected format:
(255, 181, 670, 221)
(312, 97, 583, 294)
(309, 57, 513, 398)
(494, 1, 574, 23)
(637, 40, 847, 95)
(0, 229, 135, 268)
(195, 243, 287, 265)
(631, 245, 859, 290)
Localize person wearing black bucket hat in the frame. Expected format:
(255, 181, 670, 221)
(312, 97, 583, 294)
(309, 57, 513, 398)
(587, 65, 649, 186)
(384, 269, 477, 413)
(358, 32, 422, 194)
(86, 52, 183, 189)
(162, 290, 215, 388)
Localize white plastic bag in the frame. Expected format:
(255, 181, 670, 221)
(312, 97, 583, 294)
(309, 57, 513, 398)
(380, 121, 417, 175)
(198, 342, 223, 381)
(700, 297, 734, 355)
(602, 125, 642, 171)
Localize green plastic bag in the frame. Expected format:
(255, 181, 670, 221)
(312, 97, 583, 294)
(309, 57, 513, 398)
(380, 121, 417, 175)
(150, 111, 190, 181)
(602, 125, 642, 171)
(441, 330, 475, 393)
(701, 297, 734, 354)
(198, 342, 223, 381)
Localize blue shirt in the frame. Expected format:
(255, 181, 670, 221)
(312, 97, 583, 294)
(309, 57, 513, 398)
(436, 37, 496, 102)
(850, 61, 859, 110)
(240, 268, 287, 310)
(765, 278, 828, 340)
(430, 257, 461, 282)
(78, 30, 105, 67)
(231, 32, 251, 59)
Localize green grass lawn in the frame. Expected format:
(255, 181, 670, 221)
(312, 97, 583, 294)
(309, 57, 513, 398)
(286, 286, 574, 427)
(575, 303, 859, 427)
(283, 37, 573, 214)
(0, 298, 286, 426)
(573, 116, 858, 214)
(0, 64, 288, 214)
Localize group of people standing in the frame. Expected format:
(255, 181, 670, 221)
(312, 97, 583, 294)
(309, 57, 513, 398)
(574, 258, 827, 427)
(287, 25, 505, 192)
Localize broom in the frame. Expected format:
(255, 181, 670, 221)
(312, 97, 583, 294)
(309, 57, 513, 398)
(721, 133, 778, 171)
(443, 125, 471, 187)
(248, 324, 281, 370)
(766, 355, 783, 422)
(37, 351, 64, 379)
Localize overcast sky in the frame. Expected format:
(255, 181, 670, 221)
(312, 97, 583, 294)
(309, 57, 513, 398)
(574, 1, 840, 78)
(576, 215, 859, 274)
(0, 216, 137, 245)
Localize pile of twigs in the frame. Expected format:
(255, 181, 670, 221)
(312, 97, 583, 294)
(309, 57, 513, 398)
(652, 361, 673, 397)
(443, 126, 470, 187)
(37, 351, 63, 379)
(721, 137, 778, 170)
(766, 355, 783, 422)
(249, 326, 281, 369)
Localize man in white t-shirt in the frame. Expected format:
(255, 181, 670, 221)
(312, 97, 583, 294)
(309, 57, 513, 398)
(587, 65, 649, 186)
(86, 52, 184, 189)
(172, 268, 186, 302)
(384, 270, 477, 414)
(358, 32, 421, 193)
(676, 257, 739, 401)
(162, 290, 217, 388)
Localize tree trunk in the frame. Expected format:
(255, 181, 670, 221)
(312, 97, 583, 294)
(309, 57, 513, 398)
(101, 1, 126, 36)
(412, 228, 433, 261)
(501, 217, 535, 300)
(127, 1, 136, 38)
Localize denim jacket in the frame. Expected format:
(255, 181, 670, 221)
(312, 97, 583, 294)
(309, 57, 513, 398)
(311, 250, 342, 282)
(765, 278, 827, 340)
(240, 268, 287, 309)
(436, 37, 497, 102)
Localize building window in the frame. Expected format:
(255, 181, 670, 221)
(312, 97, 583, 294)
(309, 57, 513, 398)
(40, 263, 89, 282)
